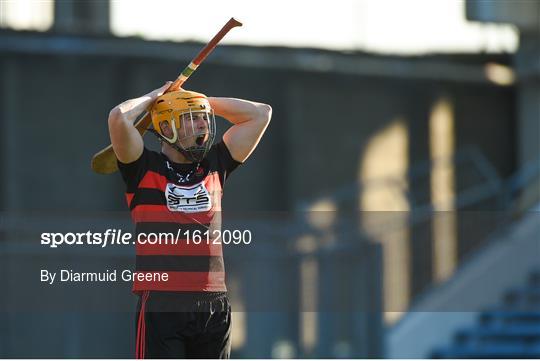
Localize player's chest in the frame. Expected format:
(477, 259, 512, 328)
(161, 172, 222, 213)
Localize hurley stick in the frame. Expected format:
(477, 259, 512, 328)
(91, 17, 242, 174)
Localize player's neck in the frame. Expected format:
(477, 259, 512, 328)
(161, 144, 192, 164)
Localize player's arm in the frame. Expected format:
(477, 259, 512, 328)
(108, 82, 171, 163)
(208, 97, 272, 163)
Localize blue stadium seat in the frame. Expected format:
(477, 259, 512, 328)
(431, 269, 540, 358)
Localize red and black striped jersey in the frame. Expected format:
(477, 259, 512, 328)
(118, 141, 240, 293)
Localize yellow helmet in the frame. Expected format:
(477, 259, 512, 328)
(150, 90, 216, 162)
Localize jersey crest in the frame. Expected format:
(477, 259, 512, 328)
(165, 182, 212, 213)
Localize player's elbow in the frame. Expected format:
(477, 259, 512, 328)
(108, 106, 121, 125)
(108, 106, 127, 128)
(107, 106, 131, 140)
(257, 103, 272, 124)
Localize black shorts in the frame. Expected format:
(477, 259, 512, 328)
(135, 291, 232, 359)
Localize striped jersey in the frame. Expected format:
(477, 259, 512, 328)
(118, 141, 240, 293)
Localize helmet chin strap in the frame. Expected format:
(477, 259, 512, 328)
(149, 129, 205, 162)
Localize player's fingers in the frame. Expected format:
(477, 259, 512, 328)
(157, 81, 172, 95)
(148, 81, 172, 98)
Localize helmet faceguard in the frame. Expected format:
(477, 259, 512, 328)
(150, 90, 216, 162)
(177, 109, 216, 162)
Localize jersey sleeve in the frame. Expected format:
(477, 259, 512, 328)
(117, 148, 151, 192)
(215, 141, 242, 184)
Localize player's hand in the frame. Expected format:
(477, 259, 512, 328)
(149, 81, 172, 99)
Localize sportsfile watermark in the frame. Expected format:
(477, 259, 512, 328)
(40, 229, 253, 248)
(2, 210, 533, 312)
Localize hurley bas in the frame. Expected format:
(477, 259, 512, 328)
(40, 269, 168, 285)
